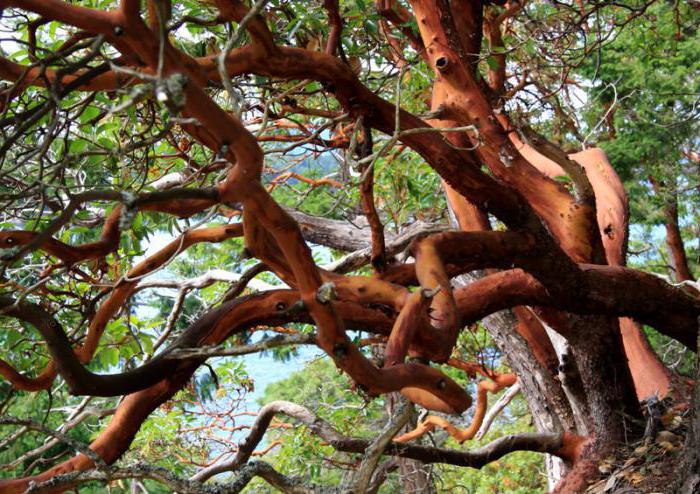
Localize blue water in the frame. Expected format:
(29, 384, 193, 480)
(133, 230, 330, 460)
(240, 343, 320, 409)
(195, 342, 321, 469)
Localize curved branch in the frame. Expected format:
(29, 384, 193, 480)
(476, 380, 521, 440)
(0, 290, 369, 493)
(0, 224, 243, 392)
(0, 296, 223, 397)
(356, 120, 388, 272)
(193, 399, 583, 484)
(0, 189, 218, 266)
(23, 460, 324, 494)
(2, 266, 687, 492)
(394, 371, 517, 444)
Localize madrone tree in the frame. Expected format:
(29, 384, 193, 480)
(0, 0, 698, 492)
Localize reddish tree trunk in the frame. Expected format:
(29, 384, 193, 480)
(650, 177, 695, 283)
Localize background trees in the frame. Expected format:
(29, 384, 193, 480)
(0, 0, 697, 492)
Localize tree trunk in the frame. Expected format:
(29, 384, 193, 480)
(650, 178, 695, 283)
(566, 315, 642, 444)
(477, 306, 574, 489)
(541, 322, 592, 435)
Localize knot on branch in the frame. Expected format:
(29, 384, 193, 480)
(435, 56, 450, 73)
(274, 299, 306, 315)
(316, 282, 337, 304)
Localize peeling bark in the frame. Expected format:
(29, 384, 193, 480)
(0, 1, 696, 491)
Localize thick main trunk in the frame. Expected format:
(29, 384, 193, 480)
(505, 124, 676, 402)
(548, 317, 645, 493)
(566, 316, 642, 444)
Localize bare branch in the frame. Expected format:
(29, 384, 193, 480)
(476, 381, 521, 440)
(350, 398, 412, 493)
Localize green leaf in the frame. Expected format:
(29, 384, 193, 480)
(486, 56, 499, 70)
(101, 347, 120, 367)
(80, 106, 100, 123)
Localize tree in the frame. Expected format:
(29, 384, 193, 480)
(0, 0, 697, 492)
